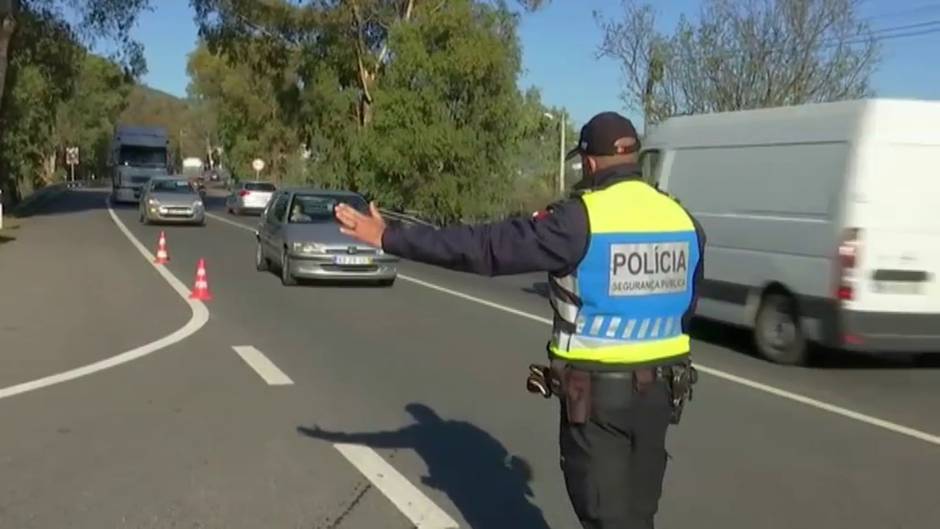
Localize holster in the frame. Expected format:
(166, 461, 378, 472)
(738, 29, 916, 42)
(557, 366, 592, 425)
(666, 359, 699, 424)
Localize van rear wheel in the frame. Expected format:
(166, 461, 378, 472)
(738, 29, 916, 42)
(754, 292, 808, 365)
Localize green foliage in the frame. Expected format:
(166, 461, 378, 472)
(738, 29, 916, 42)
(22, 0, 151, 76)
(187, 43, 301, 183)
(357, 0, 524, 222)
(0, 6, 81, 197)
(55, 53, 133, 179)
(189, 0, 567, 223)
(0, 0, 152, 204)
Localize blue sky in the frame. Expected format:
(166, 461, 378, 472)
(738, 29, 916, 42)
(121, 0, 940, 128)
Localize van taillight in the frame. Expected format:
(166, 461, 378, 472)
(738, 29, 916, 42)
(836, 228, 862, 301)
(239, 190, 250, 197)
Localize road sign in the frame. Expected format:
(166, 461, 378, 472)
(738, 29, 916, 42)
(252, 158, 265, 172)
(66, 147, 79, 166)
(65, 146, 79, 184)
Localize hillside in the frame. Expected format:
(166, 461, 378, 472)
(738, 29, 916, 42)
(118, 85, 212, 161)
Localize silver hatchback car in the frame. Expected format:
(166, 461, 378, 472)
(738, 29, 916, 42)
(226, 181, 276, 215)
(139, 177, 206, 226)
(255, 189, 398, 286)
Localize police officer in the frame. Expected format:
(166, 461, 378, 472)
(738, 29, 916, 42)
(335, 111, 705, 529)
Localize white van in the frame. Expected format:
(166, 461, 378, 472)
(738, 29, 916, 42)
(640, 98, 940, 365)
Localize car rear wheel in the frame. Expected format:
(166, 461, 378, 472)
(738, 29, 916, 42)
(255, 241, 269, 272)
(281, 249, 297, 286)
(754, 292, 808, 365)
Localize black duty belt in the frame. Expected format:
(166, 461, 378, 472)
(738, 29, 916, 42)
(527, 359, 699, 425)
(553, 361, 679, 382)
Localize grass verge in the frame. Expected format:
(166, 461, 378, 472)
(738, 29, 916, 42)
(0, 183, 67, 245)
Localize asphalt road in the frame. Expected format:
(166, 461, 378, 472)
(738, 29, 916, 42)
(0, 188, 938, 528)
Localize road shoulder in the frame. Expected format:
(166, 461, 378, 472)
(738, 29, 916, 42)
(0, 189, 192, 389)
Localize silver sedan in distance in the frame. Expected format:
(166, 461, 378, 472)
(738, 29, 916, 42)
(138, 177, 206, 226)
(226, 181, 276, 215)
(255, 188, 398, 286)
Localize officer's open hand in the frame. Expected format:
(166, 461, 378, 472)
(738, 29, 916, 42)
(335, 201, 386, 249)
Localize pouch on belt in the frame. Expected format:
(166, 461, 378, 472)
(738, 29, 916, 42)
(562, 368, 592, 425)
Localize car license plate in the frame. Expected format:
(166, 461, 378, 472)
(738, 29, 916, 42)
(872, 281, 923, 295)
(334, 255, 372, 266)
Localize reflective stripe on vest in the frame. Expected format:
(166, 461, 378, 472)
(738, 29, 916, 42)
(549, 180, 701, 365)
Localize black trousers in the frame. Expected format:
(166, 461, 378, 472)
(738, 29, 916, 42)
(559, 374, 673, 529)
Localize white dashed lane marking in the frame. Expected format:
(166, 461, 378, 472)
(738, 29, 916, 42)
(334, 443, 459, 529)
(231, 346, 294, 386)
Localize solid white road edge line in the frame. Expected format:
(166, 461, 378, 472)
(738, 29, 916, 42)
(208, 206, 940, 447)
(0, 199, 210, 401)
(231, 346, 294, 385)
(334, 443, 460, 529)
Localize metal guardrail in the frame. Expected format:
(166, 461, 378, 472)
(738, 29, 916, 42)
(379, 208, 438, 228)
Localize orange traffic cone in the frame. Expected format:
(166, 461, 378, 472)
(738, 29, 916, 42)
(154, 231, 170, 264)
(189, 258, 213, 301)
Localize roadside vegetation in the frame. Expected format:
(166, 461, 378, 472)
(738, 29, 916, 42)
(0, 0, 880, 224)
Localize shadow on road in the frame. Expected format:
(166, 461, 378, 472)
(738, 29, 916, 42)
(297, 403, 552, 529)
(13, 187, 110, 218)
(15, 184, 232, 219)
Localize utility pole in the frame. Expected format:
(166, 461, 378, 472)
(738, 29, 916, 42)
(558, 112, 566, 195)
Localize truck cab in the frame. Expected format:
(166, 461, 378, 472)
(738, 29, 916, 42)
(110, 126, 171, 204)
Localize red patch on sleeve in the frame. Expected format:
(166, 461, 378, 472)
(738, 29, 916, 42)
(531, 209, 551, 221)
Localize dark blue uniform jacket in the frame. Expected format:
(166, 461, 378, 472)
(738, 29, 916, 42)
(381, 164, 707, 332)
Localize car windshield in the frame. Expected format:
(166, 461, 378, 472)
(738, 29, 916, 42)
(151, 180, 195, 193)
(288, 194, 368, 224)
(245, 182, 276, 191)
(119, 146, 167, 167)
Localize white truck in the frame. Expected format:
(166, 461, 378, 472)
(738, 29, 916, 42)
(181, 157, 204, 180)
(109, 125, 170, 203)
(640, 98, 940, 365)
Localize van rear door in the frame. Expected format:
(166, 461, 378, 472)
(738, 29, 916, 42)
(848, 143, 940, 313)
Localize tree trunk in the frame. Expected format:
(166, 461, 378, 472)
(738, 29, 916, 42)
(0, 13, 16, 117)
(42, 151, 57, 184)
(359, 94, 372, 127)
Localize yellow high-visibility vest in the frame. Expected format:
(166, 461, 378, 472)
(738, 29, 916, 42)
(549, 180, 702, 366)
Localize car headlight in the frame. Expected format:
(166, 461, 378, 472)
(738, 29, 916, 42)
(291, 241, 326, 255)
(147, 198, 160, 206)
(193, 200, 204, 208)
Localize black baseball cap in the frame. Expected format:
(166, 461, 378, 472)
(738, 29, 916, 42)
(565, 112, 641, 160)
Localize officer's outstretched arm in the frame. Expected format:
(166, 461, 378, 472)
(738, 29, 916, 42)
(381, 199, 589, 277)
(296, 425, 416, 448)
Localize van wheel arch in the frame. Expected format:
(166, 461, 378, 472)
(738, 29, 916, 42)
(753, 284, 809, 365)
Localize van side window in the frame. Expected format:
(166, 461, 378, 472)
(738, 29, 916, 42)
(640, 149, 663, 185)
